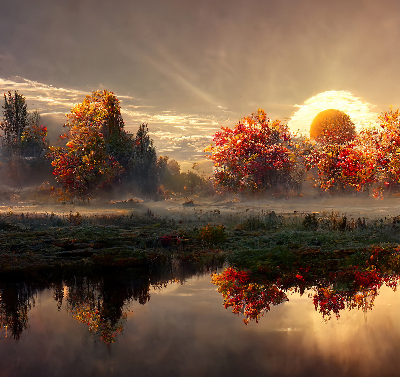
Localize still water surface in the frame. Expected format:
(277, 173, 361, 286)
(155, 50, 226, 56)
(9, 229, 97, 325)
(1, 265, 400, 377)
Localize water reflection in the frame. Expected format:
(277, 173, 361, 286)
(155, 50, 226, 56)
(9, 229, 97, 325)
(3, 246, 400, 346)
(0, 282, 37, 339)
(0, 259, 221, 343)
(212, 247, 400, 323)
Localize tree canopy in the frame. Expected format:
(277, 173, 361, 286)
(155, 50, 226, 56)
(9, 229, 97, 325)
(130, 123, 158, 195)
(205, 109, 298, 192)
(49, 90, 161, 200)
(0, 91, 28, 156)
(49, 90, 128, 200)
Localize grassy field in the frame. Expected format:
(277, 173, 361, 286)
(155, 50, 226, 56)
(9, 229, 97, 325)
(1, 197, 400, 273)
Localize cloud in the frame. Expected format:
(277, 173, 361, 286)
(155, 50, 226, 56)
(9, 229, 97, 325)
(0, 76, 229, 163)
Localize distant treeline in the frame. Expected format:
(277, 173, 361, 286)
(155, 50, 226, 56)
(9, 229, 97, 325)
(2, 91, 400, 201)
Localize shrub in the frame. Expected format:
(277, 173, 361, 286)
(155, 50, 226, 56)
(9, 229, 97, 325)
(199, 224, 226, 245)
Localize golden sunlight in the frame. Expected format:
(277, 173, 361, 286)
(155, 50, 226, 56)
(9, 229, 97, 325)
(287, 90, 378, 137)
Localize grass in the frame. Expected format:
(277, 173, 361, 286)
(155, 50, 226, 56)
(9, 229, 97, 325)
(1, 208, 400, 273)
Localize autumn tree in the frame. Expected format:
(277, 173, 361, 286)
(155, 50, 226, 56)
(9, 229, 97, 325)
(307, 109, 364, 193)
(307, 141, 375, 193)
(374, 109, 400, 183)
(64, 89, 133, 168)
(206, 109, 299, 192)
(211, 267, 289, 324)
(65, 275, 140, 344)
(361, 108, 400, 196)
(49, 90, 128, 200)
(20, 111, 49, 158)
(306, 109, 400, 196)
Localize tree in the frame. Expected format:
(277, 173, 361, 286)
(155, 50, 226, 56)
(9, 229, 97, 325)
(157, 156, 178, 190)
(362, 108, 400, 196)
(205, 109, 297, 192)
(50, 128, 123, 200)
(20, 110, 49, 158)
(310, 109, 356, 145)
(0, 93, 49, 159)
(374, 109, 400, 183)
(0, 91, 28, 156)
(307, 109, 361, 193)
(64, 89, 133, 168)
(130, 123, 158, 195)
(308, 141, 375, 193)
(49, 90, 127, 200)
(0, 92, 50, 186)
(305, 109, 400, 196)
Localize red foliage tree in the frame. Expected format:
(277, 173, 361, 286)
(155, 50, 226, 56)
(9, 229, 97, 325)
(372, 108, 400, 193)
(305, 109, 382, 194)
(307, 140, 376, 193)
(313, 108, 400, 197)
(205, 109, 298, 192)
(212, 248, 400, 323)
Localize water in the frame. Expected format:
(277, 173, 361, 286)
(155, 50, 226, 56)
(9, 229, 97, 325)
(1, 264, 400, 377)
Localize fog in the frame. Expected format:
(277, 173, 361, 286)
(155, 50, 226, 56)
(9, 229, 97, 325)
(1, 191, 399, 224)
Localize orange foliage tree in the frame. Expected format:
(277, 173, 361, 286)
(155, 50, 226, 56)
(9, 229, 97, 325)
(49, 90, 130, 200)
(205, 109, 299, 192)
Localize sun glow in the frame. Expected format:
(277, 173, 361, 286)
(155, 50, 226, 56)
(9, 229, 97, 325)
(288, 90, 378, 137)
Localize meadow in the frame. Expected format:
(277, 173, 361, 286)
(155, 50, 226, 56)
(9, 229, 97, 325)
(1, 193, 400, 275)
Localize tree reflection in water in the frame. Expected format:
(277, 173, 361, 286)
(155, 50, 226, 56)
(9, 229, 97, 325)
(0, 259, 221, 343)
(0, 282, 37, 339)
(211, 268, 288, 324)
(63, 276, 148, 343)
(212, 246, 400, 323)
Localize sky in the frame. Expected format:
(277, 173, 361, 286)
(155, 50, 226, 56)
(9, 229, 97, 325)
(1, 0, 400, 168)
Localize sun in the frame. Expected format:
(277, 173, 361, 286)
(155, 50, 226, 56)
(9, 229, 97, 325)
(287, 90, 378, 136)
